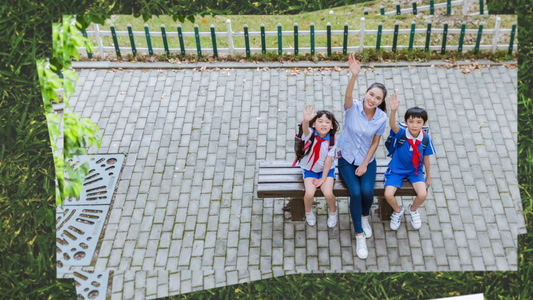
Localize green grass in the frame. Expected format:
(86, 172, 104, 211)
(0, 0, 530, 299)
(84, 8, 516, 61)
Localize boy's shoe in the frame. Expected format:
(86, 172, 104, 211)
(305, 211, 316, 226)
(408, 204, 422, 229)
(390, 207, 405, 231)
(327, 210, 338, 228)
(355, 235, 368, 259)
(362, 215, 372, 238)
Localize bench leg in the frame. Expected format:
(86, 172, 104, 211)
(289, 197, 305, 221)
(377, 196, 393, 221)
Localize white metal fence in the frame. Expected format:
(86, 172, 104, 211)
(80, 16, 516, 59)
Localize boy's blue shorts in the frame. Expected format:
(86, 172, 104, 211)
(384, 169, 425, 188)
(302, 168, 336, 180)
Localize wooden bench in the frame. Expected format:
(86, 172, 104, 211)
(257, 160, 418, 221)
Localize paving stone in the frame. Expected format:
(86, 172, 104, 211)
(70, 65, 522, 297)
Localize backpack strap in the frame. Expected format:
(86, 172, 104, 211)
(421, 130, 429, 152)
(292, 157, 298, 167)
(396, 131, 408, 147)
(328, 133, 335, 150)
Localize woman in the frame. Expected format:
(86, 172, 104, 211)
(337, 55, 388, 259)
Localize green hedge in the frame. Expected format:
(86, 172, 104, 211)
(0, 0, 530, 299)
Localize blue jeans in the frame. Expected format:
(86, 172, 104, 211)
(338, 157, 377, 235)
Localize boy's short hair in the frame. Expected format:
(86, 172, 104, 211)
(404, 106, 428, 123)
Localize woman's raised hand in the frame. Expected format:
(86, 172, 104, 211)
(303, 105, 316, 122)
(389, 93, 400, 112)
(348, 54, 361, 76)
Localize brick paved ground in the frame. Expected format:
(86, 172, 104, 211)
(70, 63, 526, 299)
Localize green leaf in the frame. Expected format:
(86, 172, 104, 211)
(45, 208, 54, 227)
(35, 207, 47, 226)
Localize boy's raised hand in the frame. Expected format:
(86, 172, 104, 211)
(348, 54, 361, 76)
(389, 93, 400, 112)
(303, 105, 316, 122)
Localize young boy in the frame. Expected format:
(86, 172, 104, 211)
(385, 94, 435, 230)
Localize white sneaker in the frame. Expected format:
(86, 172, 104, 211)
(327, 210, 338, 228)
(408, 204, 422, 229)
(356, 235, 368, 259)
(361, 215, 372, 238)
(305, 210, 316, 226)
(390, 207, 405, 231)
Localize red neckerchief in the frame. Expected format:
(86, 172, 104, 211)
(307, 134, 327, 171)
(407, 131, 423, 175)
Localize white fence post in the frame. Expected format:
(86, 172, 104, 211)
(492, 16, 501, 53)
(360, 17, 365, 52)
(463, 0, 468, 15)
(94, 23, 105, 59)
(226, 19, 235, 56)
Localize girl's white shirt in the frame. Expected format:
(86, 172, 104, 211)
(298, 128, 337, 173)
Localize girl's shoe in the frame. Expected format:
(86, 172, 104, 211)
(362, 215, 372, 238)
(305, 211, 316, 226)
(356, 235, 368, 259)
(327, 210, 338, 228)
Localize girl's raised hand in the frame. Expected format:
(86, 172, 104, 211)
(303, 105, 316, 122)
(348, 54, 361, 76)
(389, 93, 400, 111)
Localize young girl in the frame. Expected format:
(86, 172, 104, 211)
(337, 54, 388, 259)
(299, 105, 340, 228)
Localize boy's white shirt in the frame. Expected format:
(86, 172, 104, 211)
(299, 128, 337, 173)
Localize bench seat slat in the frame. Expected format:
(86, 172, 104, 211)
(258, 174, 388, 183)
(259, 166, 390, 175)
(257, 181, 415, 198)
(259, 160, 389, 168)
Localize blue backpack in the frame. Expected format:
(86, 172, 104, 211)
(385, 122, 429, 157)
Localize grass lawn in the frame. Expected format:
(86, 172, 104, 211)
(82, 1, 516, 61)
